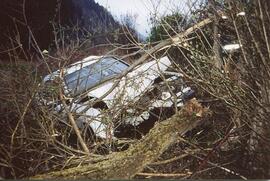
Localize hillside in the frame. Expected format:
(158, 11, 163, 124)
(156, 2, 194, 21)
(0, 0, 120, 53)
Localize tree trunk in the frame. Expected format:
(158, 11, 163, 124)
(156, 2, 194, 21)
(31, 99, 208, 179)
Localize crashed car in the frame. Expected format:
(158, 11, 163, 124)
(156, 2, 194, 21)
(41, 55, 195, 139)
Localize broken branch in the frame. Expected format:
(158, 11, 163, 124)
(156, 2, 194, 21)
(31, 99, 208, 179)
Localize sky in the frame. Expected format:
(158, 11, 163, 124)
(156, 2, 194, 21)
(94, 0, 192, 37)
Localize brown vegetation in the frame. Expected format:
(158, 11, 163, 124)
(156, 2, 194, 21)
(0, 0, 269, 179)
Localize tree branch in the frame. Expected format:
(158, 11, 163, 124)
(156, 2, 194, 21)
(31, 99, 209, 179)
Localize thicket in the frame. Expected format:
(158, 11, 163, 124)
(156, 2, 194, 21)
(0, 0, 269, 179)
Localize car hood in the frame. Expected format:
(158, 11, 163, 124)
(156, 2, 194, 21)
(86, 56, 172, 108)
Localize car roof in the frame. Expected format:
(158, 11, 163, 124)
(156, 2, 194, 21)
(43, 55, 129, 82)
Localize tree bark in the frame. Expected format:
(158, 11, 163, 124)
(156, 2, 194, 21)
(209, 0, 223, 69)
(31, 99, 208, 179)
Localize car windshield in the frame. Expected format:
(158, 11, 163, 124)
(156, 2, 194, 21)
(64, 57, 129, 95)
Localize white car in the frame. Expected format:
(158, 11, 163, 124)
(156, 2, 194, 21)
(41, 56, 195, 139)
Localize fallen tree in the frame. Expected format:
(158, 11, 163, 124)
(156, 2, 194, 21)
(27, 18, 212, 179)
(31, 99, 209, 179)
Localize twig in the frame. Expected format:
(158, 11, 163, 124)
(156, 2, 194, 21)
(149, 153, 190, 166)
(192, 154, 247, 180)
(59, 70, 90, 154)
(136, 172, 192, 178)
(150, 147, 212, 166)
